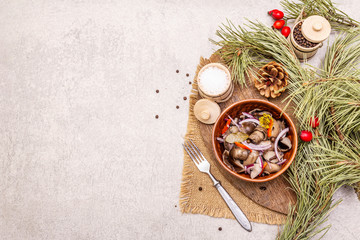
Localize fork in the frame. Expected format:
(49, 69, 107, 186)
(183, 139, 252, 232)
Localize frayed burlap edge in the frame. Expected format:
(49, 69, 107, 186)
(179, 55, 286, 225)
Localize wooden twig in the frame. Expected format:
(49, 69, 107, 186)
(348, 101, 360, 106)
(303, 76, 358, 86)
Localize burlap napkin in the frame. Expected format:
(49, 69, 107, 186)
(179, 55, 286, 225)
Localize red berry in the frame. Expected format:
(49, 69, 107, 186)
(281, 26, 291, 38)
(270, 10, 284, 20)
(272, 19, 286, 30)
(309, 116, 320, 128)
(268, 9, 279, 15)
(300, 130, 313, 142)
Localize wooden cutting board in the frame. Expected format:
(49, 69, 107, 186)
(199, 74, 297, 215)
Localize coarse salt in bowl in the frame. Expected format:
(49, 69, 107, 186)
(198, 63, 231, 97)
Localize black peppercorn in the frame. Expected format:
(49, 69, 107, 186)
(293, 22, 318, 48)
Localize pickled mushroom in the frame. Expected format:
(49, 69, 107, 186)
(243, 150, 259, 166)
(278, 137, 292, 152)
(222, 150, 235, 171)
(242, 122, 256, 134)
(264, 162, 281, 173)
(224, 142, 234, 151)
(263, 151, 276, 161)
(249, 126, 267, 144)
(270, 120, 281, 138)
(229, 126, 239, 133)
(250, 164, 262, 179)
(230, 147, 249, 161)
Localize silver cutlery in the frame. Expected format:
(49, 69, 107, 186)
(183, 139, 252, 232)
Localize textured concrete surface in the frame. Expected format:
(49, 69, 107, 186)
(0, 0, 359, 239)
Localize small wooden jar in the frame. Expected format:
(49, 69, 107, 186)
(289, 15, 331, 60)
(197, 63, 233, 103)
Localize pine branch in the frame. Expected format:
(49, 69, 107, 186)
(311, 137, 360, 186)
(280, 0, 359, 31)
(291, 29, 360, 134)
(288, 28, 360, 192)
(330, 105, 345, 141)
(277, 143, 340, 240)
(213, 45, 260, 86)
(211, 19, 308, 87)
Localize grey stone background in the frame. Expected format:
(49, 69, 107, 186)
(0, 0, 359, 239)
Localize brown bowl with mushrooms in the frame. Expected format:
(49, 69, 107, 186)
(212, 99, 298, 183)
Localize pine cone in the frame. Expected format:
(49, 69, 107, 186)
(254, 61, 288, 98)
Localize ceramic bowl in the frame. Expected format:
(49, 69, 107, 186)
(212, 99, 298, 183)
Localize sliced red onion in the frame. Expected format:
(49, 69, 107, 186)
(216, 137, 224, 143)
(274, 127, 289, 162)
(241, 141, 272, 151)
(258, 156, 263, 168)
(277, 158, 288, 165)
(244, 164, 254, 174)
(227, 115, 242, 132)
(242, 112, 255, 119)
(239, 118, 260, 125)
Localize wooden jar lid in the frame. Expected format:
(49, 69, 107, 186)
(302, 15, 331, 43)
(194, 99, 221, 124)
